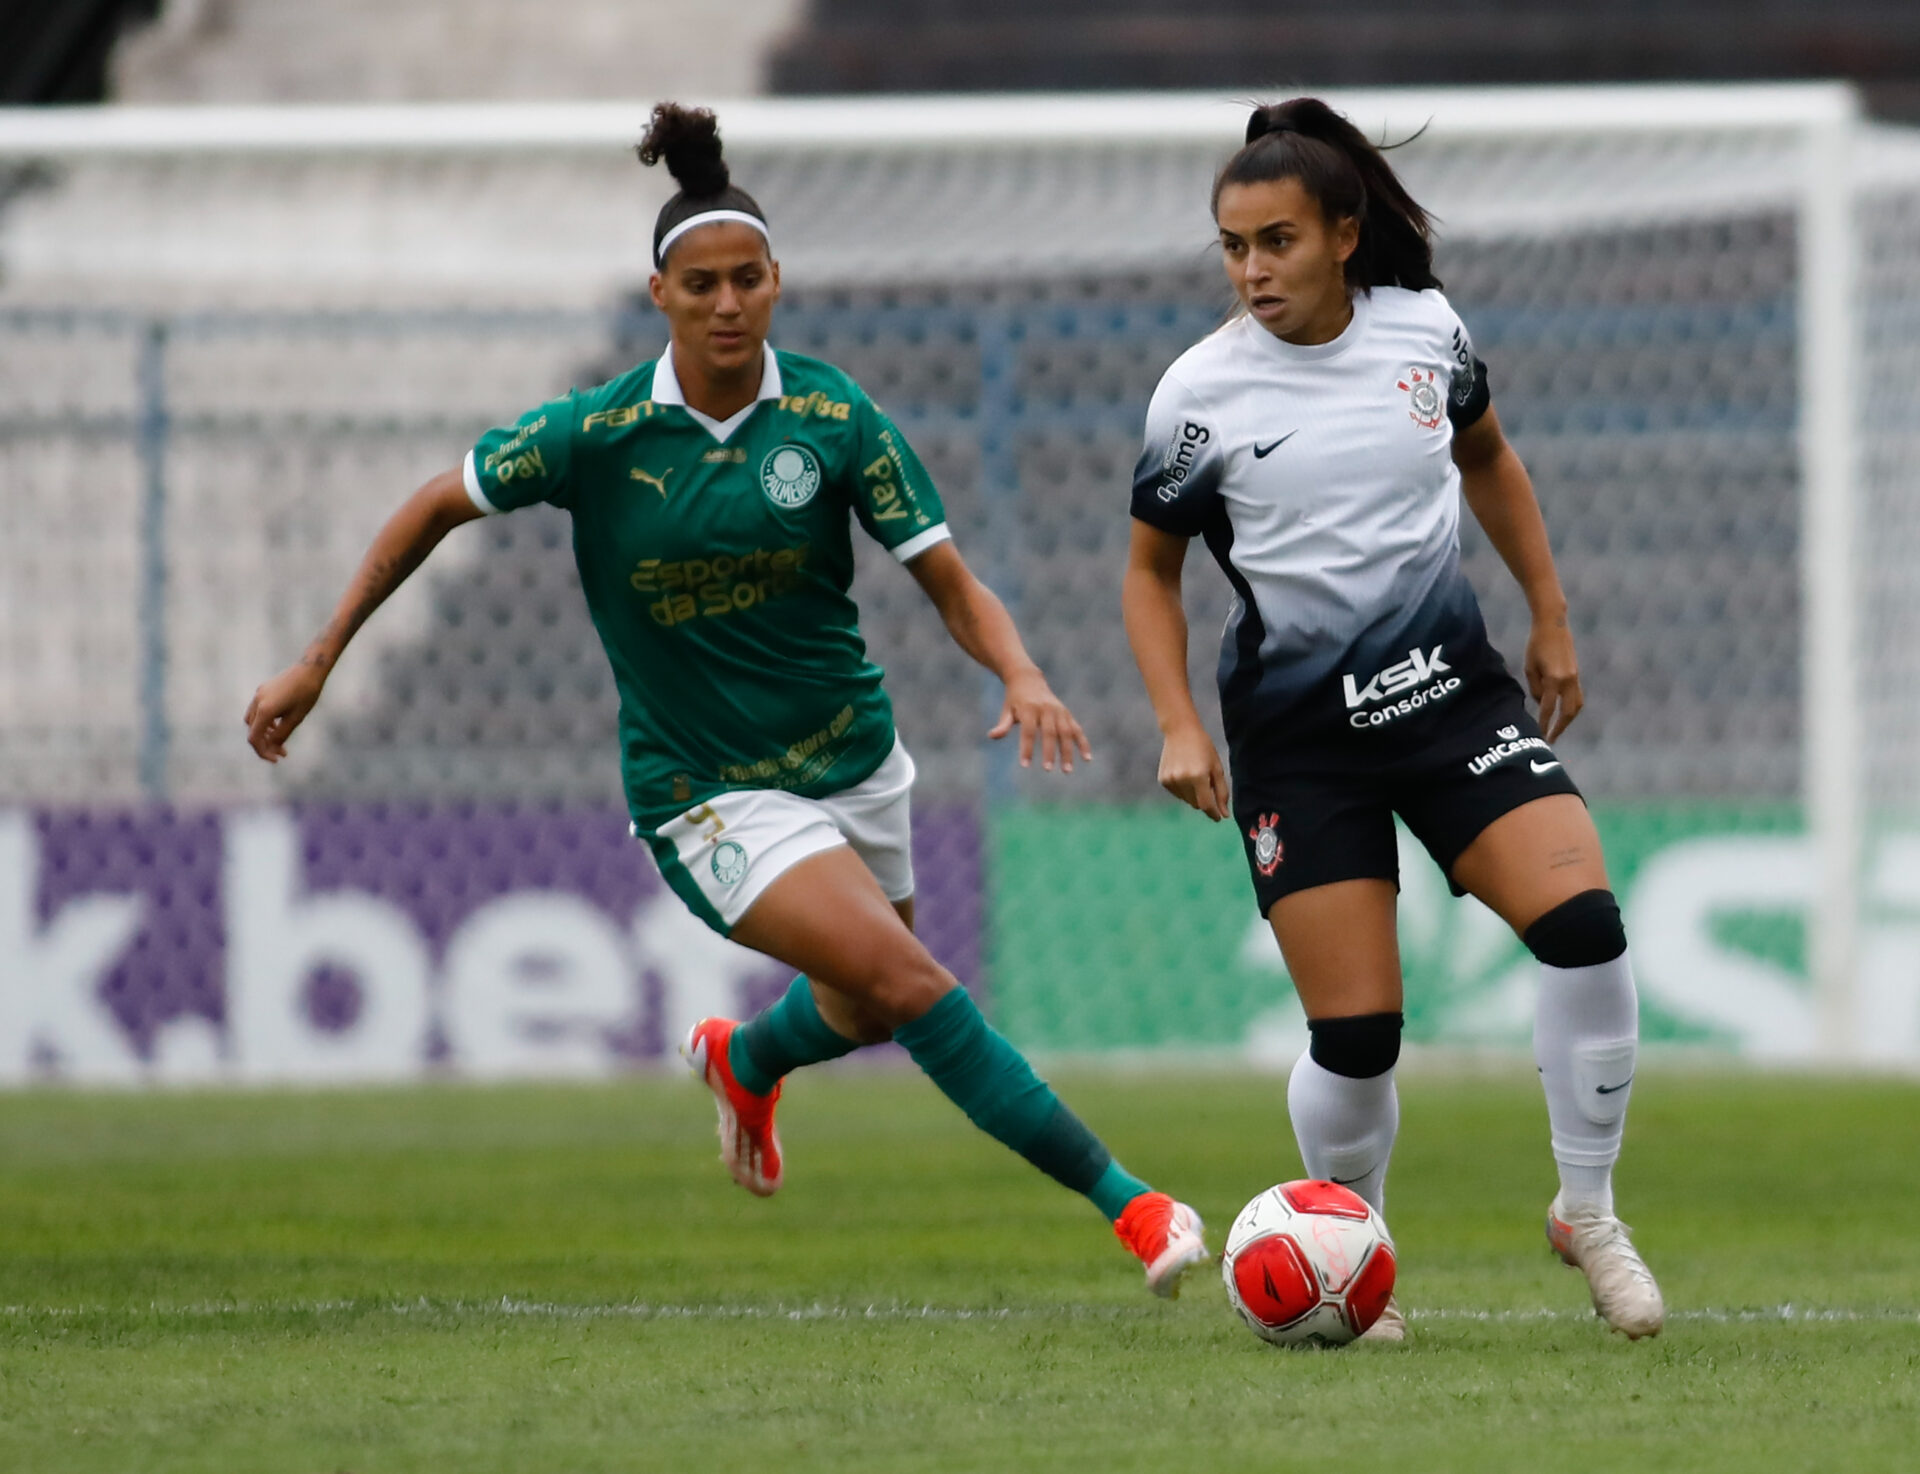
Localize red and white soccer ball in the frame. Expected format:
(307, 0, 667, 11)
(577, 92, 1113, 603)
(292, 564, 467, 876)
(1221, 1180, 1397, 1346)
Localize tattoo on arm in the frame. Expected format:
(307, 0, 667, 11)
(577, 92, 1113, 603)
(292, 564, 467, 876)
(298, 620, 344, 670)
(299, 540, 435, 671)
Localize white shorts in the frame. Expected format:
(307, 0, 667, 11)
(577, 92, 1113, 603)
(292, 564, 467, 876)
(637, 740, 917, 933)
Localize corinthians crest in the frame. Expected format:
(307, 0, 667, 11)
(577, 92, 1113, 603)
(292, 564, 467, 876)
(1396, 366, 1445, 429)
(1249, 812, 1284, 877)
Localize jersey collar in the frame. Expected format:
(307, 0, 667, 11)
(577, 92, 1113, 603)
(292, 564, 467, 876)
(1241, 290, 1371, 364)
(651, 342, 783, 443)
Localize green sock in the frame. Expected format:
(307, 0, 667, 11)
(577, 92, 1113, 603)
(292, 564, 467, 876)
(728, 976, 863, 1096)
(892, 988, 1152, 1222)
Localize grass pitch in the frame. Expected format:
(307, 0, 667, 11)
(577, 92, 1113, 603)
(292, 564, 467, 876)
(1, 1066, 1916, 1473)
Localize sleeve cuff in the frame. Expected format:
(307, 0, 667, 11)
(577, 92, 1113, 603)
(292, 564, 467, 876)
(889, 523, 953, 564)
(1128, 505, 1202, 538)
(462, 449, 503, 515)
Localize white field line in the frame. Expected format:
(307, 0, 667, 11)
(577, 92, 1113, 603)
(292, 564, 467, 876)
(0, 1299, 1915, 1325)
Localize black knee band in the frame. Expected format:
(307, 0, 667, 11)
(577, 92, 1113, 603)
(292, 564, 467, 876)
(1307, 1011, 1403, 1079)
(1523, 888, 1627, 968)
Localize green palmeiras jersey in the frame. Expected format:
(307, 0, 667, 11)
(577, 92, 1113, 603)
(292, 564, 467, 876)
(463, 343, 949, 830)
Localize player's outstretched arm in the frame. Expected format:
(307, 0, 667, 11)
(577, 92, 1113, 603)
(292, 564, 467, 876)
(1452, 406, 1584, 742)
(1122, 521, 1229, 822)
(244, 467, 483, 763)
(905, 540, 1091, 773)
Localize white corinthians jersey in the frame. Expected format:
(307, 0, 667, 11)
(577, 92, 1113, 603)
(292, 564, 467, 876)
(1131, 286, 1494, 754)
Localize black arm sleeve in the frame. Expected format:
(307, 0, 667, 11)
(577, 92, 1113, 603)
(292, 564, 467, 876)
(1447, 356, 1492, 430)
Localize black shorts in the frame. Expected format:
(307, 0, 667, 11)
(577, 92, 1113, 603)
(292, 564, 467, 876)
(1230, 655, 1583, 915)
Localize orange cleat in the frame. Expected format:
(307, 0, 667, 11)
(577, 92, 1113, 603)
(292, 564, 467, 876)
(681, 1018, 783, 1197)
(1114, 1191, 1210, 1298)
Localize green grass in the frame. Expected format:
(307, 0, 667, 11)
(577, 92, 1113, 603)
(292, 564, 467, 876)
(2, 1067, 1917, 1472)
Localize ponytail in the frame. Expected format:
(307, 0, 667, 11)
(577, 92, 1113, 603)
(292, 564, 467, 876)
(1213, 98, 1438, 294)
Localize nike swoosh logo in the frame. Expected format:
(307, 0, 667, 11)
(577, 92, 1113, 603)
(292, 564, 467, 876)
(1252, 431, 1298, 458)
(1530, 760, 1563, 775)
(1596, 1076, 1634, 1095)
(1330, 1173, 1368, 1187)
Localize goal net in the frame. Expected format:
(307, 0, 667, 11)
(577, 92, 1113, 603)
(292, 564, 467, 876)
(1, 84, 1917, 1077)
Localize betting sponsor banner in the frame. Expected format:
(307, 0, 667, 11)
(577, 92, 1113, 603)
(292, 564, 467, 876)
(10, 800, 1920, 1082)
(0, 805, 980, 1086)
(990, 805, 1920, 1064)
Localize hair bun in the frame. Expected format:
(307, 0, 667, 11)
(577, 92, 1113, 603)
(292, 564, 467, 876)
(637, 102, 731, 198)
(1245, 105, 1294, 145)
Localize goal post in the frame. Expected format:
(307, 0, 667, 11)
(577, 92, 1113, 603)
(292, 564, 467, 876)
(1795, 95, 1865, 1060)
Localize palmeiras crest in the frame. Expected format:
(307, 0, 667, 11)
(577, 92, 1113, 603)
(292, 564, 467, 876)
(760, 444, 822, 508)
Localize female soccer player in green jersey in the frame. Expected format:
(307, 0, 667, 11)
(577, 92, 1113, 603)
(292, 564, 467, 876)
(244, 103, 1208, 1296)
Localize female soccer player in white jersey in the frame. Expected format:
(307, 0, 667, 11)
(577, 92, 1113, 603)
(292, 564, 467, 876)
(1125, 99, 1664, 1340)
(244, 103, 1208, 1297)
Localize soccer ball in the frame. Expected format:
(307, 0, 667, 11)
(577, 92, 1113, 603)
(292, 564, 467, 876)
(1221, 1180, 1397, 1346)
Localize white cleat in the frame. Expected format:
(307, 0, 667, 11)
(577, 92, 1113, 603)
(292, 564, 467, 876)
(1546, 1193, 1665, 1339)
(1357, 1294, 1407, 1344)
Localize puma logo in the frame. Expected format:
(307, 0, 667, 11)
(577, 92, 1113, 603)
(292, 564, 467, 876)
(630, 466, 674, 498)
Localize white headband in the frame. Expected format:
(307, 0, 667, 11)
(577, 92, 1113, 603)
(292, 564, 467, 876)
(655, 209, 772, 265)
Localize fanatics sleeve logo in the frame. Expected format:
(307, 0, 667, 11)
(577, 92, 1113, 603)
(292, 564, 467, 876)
(1396, 367, 1444, 429)
(761, 444, 822, 508)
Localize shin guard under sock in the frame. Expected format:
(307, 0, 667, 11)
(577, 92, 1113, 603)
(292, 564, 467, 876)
(728, 976, 863, 1096)
(1286, 1051, 1400, 1217)
(894, 988, 1151, 1221)
(1534, 952, 1639, 1216)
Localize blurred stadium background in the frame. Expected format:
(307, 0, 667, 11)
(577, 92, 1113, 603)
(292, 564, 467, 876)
(3, 0, 1920, 1083)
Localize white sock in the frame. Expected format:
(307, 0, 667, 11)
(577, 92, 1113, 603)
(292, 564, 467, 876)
(1534, 947, 1639, 1218)
(1286, 1051, 1399, 1218)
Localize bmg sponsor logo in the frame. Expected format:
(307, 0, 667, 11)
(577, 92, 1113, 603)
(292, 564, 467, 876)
(1343, 645, 1461, 728)
(1157, 421, 1211, 503)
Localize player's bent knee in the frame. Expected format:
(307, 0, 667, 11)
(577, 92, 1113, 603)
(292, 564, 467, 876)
(843, 943, 953, 1029)
(1307, 1011, 1404, 1079)
(841, 1007, 896, 1046)
(1522, 888, 1627, 968)
(810, 982, 895, 1046)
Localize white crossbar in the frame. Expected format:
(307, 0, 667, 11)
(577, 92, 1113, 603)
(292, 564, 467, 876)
(0, 82, 1858, 159)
